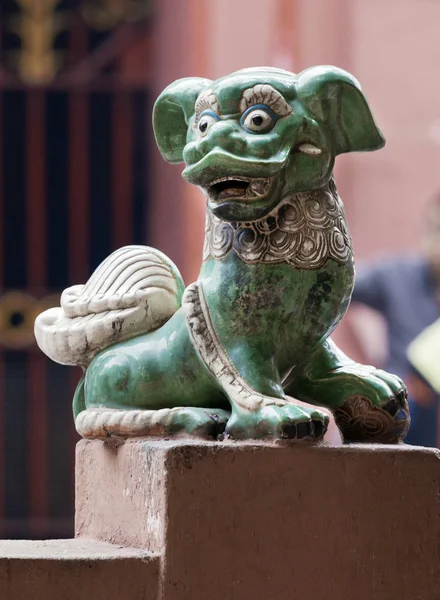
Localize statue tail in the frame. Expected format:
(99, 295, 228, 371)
(34, 246, 185, 367)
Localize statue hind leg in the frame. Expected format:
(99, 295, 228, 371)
(284, 338, 410, 443)
(36, 246, 230, 441)
(75, 309, 231, 440)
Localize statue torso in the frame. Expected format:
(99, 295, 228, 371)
(199, 181, 355, 371)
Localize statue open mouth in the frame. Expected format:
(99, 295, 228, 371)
(206, 176, 273, 203)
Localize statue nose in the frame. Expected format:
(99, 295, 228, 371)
(207, 121, 247, 153)
(183, 121, 247, 166)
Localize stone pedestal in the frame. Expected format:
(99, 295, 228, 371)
(76, 440, 440, 600)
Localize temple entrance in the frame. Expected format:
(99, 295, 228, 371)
(0, 0, 151, 538)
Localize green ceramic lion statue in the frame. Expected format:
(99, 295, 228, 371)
(35, 66, 410, 443)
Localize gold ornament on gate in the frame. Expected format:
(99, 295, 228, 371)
(8, 0, 67, 85)
(0, 292, 59, 350)
(81, 0, 150, 30)
(0, 291, 37, 349)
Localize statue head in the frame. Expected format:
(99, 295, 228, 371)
(153, 66, 384, 221)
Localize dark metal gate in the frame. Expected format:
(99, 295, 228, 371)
(0, 0, 151, 538)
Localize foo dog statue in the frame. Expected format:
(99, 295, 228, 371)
(35, 66, 410, 443)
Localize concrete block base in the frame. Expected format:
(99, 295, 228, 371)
(76, 440, 440, 600)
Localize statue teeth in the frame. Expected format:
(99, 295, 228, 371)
(251, 181, 265, 194)
(298, 143, 323, 156)
(250, 178, 271, 196)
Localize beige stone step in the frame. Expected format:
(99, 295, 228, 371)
(0, 538, 160, 600)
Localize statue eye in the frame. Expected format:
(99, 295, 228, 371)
(241, 105, 278, 133)
(197, 111, 219, 136)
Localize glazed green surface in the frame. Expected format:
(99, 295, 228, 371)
(81, 253, 353, 416)
(200, 254, 354, 396)
(76, 65, 409, 442)
(82, 309, 227, 416)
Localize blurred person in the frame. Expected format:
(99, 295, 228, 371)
(349, 194, 440, 447)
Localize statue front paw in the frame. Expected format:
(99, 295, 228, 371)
(333, 366, 410, 443)
(225, 402, 329, 441)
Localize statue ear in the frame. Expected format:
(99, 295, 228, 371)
(153, 77, 212, 163)
(296, 66, 385, 155)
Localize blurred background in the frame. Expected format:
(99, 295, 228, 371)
(0, 0, 439, 539)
